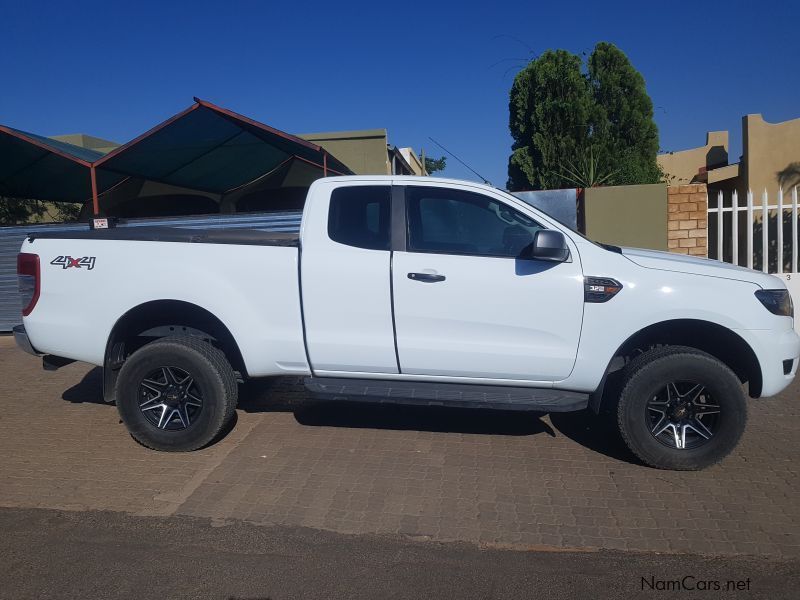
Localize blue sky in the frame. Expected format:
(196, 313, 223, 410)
(1, 0, 797, 188)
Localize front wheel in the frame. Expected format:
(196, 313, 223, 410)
(116, 336, 238, 451)
(617, 347, 747, 470)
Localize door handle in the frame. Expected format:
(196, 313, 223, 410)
(408, 272, 446, 283)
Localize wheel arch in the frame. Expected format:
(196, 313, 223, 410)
(102, 299, 246, 403)
(590, 318, 763, 412)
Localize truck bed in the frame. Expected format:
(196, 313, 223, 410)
(27, 226, 299, 247)
(21, 229, 308, 376)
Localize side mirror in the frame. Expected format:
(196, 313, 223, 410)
(529, 230, 570, 262)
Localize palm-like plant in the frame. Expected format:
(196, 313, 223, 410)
(554, 146, 616, 188)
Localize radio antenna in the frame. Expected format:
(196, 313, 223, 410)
(428, 137, 492, 186)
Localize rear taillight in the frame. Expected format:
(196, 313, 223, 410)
(17, 253, 40, 316)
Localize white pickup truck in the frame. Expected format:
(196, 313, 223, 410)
(14, 176, 800, 470)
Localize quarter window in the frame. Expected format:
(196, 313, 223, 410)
(406, 187, 544, 257)
(328, 186, 391, 250)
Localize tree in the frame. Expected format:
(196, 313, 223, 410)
(508, 50, 592, 191)
(507, 43, 662, 190)
(0, 197, 46, 225)
(556, 146, 616, 189)
(424, 155, 447, 175)
(777, 162, 800, 190)
(52, 202, 83, 222)
(588, 42, 661, 185)
(0, 196, 83, 225)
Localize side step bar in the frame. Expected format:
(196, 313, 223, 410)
(304, 377, 589, 412)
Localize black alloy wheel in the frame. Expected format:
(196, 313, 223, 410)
(645, 381, 720, 450)
(616, 346, 747, 470)
(116, 336, 238, 452)
(138, 366, 204, 431)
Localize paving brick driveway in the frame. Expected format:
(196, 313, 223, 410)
(1, 335, 798, 558)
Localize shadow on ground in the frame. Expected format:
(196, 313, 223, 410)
(62, 370, 637, 461)
(61, 367, 105, 404)
(548, 410, 637, 464)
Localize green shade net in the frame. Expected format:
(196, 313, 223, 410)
(0, 128, 123, 202)
(96, 105, 352, 193)
(0, 103, 352, 208)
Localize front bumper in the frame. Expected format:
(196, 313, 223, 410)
(741, 327, 800, 397)
(13, 324, 39, 356)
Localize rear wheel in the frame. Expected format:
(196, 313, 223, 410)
(617, 346, 747, 470)
(116, 336, 238, 451)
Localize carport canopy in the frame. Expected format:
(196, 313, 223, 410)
(1, 98, 352, 213)
(94, 98, 352, 196)
(0, 126, 123, 202)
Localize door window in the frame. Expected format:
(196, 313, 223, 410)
(406, 187, 544, 257)
(328, 186, 391, 250)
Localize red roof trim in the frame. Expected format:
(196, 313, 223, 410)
(93, 103, 202, 166)
(0, 125, 94, 167)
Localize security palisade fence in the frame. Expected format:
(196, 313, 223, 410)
(708, 187, 800, 331)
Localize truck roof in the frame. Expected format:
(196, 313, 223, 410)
(317, 175, 501, 194)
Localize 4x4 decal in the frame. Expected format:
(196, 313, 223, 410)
(50, 256, 96, 270)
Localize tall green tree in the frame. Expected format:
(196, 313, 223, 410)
(508, 50, 592, 190)
(588, 42, 661, 185)
(507, 43, 662, 190)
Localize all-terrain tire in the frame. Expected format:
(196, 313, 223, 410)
(115, 336, 238, 451)
(617, 346, 747, 470)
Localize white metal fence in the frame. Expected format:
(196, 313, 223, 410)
(708, 187, 799, 272)
(708, 187, 800, 329)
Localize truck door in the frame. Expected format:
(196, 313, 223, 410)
(300, 183, 399, 374)
(391, 184, 584, 382)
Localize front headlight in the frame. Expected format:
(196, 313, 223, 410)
(755, 289, 794, 317)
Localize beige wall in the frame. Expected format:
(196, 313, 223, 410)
(398, 147, 426, 176)
(706, 163, 741, 202)
(583, 184, 668, 250)
(657, 131, 728, 185)
(299, 129, 390, 175)
(742, 114, 800, 195)
(50, 133, 119, 155)
(659, 114, 800, 205)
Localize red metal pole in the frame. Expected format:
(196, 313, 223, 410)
(90, 166, 99, 216)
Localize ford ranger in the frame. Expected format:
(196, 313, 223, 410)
(13, 176, 800, 470)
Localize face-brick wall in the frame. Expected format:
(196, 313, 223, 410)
(667, 184, 708, 256)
